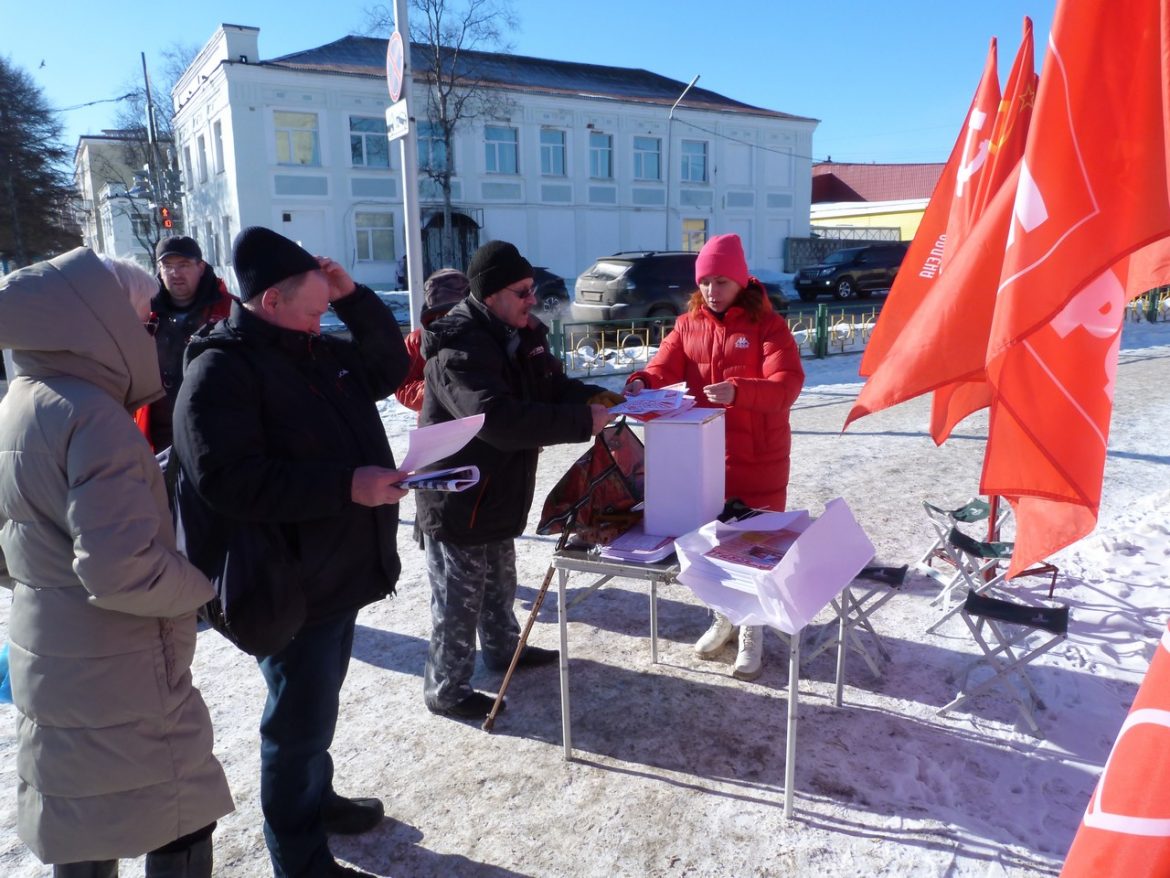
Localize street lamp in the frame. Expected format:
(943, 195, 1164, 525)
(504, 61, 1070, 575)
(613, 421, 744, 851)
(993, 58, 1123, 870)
(664, 74, 700, 251)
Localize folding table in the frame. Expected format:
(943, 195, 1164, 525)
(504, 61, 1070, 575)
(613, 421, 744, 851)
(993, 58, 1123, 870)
(551, 546, 852, 819)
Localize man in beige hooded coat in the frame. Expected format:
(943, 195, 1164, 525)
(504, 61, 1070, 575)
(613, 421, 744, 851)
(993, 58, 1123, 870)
(0, 248, 234, 877)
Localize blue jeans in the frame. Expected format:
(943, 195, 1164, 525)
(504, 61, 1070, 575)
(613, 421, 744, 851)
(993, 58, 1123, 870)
(257, 613, 356, 878)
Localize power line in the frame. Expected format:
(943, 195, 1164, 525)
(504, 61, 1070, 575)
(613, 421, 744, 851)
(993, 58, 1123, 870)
(52, 93, 136, 113)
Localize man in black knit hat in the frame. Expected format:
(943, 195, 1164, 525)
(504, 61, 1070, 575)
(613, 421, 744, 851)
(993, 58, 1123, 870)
(140, 236, 233, 451)
(416, 240, 623, 720)
(173, 226, 410, 878)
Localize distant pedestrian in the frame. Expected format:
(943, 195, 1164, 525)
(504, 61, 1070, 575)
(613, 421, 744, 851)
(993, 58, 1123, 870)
(0, 249, 233, 878)
(136, 236, 233, 451)
(395, 268, 469, 415)
(625, 233, 804, 681)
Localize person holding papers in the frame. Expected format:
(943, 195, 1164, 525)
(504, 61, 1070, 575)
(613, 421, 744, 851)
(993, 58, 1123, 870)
(417, 240, 622, 720)
(173, 227, 409, 878)
(625, 233, 804, 681)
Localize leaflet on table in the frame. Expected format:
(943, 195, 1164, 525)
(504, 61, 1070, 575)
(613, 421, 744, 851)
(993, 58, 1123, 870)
(396, 465, 480, 493)
(703, 529, 802, 572)
(397, 413, 485, 473)
(597, 523, 676, 563)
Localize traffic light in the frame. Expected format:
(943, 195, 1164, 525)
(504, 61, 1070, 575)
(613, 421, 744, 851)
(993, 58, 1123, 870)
(158, 205, 173, 229)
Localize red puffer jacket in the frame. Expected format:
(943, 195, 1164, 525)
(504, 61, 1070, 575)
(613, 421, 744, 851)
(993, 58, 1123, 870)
(627, 283, 804, 510)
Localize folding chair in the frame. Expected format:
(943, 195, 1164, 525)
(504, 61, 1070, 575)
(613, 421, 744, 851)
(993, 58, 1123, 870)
(937, 590, 1069, 735)
(915, 497, 998, 575)
(926, 527, 1059, 635)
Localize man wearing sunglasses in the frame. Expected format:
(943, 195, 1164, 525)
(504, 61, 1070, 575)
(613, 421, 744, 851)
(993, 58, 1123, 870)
(416, 240, 624, 720)
(138, 236, 233, 451)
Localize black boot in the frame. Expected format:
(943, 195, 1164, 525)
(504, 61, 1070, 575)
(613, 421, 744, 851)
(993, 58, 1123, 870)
(144, 834, 212, 878)
(322, 791, 385, 835)
(53, 862, 118, 878)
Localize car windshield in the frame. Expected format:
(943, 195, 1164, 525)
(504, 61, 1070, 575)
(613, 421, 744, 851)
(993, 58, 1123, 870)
(586, 260, 632, 281)
(823, 250, 860, 266)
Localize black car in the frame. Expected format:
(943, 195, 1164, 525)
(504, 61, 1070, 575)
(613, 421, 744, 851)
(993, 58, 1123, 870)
(532, 266, 570, 318)
(793, 243, 909, 301)
(569, 251, 699, 324)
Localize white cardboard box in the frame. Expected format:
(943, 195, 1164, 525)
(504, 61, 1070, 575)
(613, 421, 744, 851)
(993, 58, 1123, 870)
(674, 500, 876, 634)
(643, 407, 725, 537)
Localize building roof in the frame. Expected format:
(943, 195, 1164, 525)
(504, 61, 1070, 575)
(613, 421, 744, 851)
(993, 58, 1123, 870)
(811, 162, 944, 203)
(264, 35, 814, 122)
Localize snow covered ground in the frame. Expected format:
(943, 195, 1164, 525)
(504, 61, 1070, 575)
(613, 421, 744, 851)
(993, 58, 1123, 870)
(0, 319, 1167, 877)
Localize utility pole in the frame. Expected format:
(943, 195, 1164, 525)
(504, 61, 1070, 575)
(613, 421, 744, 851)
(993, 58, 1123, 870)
(664, 74, 699, 252)
(393, 0, 425, 329)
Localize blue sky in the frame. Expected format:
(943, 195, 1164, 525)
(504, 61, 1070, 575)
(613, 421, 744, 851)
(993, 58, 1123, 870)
(5, 0, 1056, 164)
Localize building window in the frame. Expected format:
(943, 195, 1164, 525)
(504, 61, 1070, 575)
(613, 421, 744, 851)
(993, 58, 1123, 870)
(197, 135, 209, 183)
(633, 136, 661, 181)
(213, 120, 224, 173)
(222, 215, 232, 264)
(682, 218, 708, 252)
(417, 121, 449, 172)
(589, 131, 613, 179)
(484, 125, 518, 174)
(350, 116, 390, 168)
(540, 129, 566, 176)
(681, 140, 708, 183)
(274, 111, 321, 166)
(131, 216, 151, 238)
(354, 211, 395, 262)
(183, 146, 194, 189)
(204, 220, 218, 264)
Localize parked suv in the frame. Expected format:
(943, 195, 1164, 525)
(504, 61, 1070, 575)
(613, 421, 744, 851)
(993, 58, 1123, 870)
(793, 243, 908, 301)
(570, 251, 698, 324)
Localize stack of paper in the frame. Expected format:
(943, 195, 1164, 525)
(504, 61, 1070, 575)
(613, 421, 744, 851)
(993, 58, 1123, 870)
(607, 388, 696, 421)
(597, 523, 676, 564)
(674, 502, 876, 634)
(702, 528, 801, 581)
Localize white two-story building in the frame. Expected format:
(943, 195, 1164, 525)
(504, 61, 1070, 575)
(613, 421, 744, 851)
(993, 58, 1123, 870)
(171, 24, 817, 292)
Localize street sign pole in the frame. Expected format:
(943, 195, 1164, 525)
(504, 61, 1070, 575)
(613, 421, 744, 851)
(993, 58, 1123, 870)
(390, 0, 426, 330)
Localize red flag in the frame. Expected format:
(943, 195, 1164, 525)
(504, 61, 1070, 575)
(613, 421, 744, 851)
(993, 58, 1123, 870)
(930, 19, 1038, 442)
(982, 0, 1170, 577)
(858, 39, 1000, 379)
(1062, 624, 1170, 877)
(1124, 236, 1170, 298)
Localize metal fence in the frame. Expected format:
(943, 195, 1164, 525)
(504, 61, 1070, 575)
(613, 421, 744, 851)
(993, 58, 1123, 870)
(548, 288, 1167, 378)
(549, 302, 884, 377)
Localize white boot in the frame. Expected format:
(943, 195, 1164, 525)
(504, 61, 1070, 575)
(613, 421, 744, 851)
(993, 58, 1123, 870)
(694, 613, 735, 659)
(732, 626, 764, 681)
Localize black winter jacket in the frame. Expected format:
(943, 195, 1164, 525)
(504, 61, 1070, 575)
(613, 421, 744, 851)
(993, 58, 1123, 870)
(416, 297, 604, 545)
(145, 268, 233, 450)
(172, 285, 410, 624)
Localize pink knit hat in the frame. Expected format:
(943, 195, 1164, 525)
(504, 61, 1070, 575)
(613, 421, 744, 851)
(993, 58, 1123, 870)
(694, 233, 749, 288)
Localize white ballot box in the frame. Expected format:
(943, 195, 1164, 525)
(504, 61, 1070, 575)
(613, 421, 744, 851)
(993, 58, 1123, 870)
(643, 407, 725, 537)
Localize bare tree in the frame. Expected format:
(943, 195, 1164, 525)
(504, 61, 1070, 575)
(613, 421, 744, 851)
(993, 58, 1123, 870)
(367, 0, 517, 269)
(91, 43, 198, 256)
(0, 57, 81, 268)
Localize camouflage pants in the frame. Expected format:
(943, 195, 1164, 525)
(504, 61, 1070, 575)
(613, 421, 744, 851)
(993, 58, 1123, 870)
(423, 536, 521, 710)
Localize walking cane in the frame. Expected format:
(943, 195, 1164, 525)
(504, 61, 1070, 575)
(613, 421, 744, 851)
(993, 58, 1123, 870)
(483, 523, 574, 731)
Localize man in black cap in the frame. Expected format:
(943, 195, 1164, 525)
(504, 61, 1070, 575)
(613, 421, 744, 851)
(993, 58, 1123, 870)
(172, 226, 410, 878)
(416, 240, 623, 720)
(140, 236, 233, 451)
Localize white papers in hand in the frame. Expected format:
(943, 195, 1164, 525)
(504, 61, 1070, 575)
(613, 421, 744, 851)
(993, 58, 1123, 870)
(396, 465, 480, 492)
(398, 413, 485, 473)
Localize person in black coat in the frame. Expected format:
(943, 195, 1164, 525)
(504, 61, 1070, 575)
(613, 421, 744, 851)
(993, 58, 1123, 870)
(173, 227, 410, 878)
(416, 240, 622, 720)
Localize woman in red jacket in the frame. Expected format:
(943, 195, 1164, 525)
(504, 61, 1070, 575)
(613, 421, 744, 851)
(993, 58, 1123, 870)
(625, 233, 804, 680)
